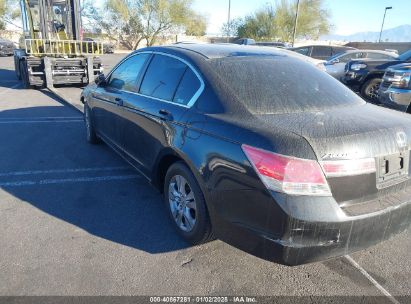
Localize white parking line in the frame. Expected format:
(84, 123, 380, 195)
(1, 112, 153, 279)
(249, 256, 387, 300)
(0, 117, 81, 120)
(345, 255, 400, 304)
(0, 174, 140, 187)
(0, 166, 131, 177)
(0, 120, 83, 124)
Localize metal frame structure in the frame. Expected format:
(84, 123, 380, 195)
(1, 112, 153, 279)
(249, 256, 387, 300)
(14, 0, 103, 89)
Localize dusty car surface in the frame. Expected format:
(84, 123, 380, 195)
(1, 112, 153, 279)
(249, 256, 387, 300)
(81, 44, 411, 266)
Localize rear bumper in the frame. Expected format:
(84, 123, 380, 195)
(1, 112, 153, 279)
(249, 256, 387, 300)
(379, 87, 411, 112)
(213, 189, 411, 266)
(276, 200, 411, 265)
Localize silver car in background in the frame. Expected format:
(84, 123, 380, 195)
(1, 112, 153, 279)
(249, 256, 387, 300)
(0, 38, 15, 56)
(325, 50, 398, 80)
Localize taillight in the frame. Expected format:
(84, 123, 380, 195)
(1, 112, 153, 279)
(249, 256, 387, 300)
(320, 158, 376, 177)
(241, 145, 331, 196)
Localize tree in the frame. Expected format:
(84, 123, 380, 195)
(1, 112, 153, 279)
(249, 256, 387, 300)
(139, 0, 196, 46)
(221, 17, 243, 38)
(104, 0, 144, 50)
(222, 0, 331, 42)
(185, 13, 207, 36)
(238, 5, 276, 40)
(275, 0, 331, 41)
(84, 0, 206, 49)
(0, 0, 5, 30)
(0, 0, 20, 30)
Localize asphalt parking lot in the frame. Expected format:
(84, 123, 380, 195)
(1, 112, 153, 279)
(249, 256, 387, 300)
(0, 54, 410, 301)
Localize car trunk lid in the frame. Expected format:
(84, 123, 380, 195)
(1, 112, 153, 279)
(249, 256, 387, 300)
(255, 103, 411, 205)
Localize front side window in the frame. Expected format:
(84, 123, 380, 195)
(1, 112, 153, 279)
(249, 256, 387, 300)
(139, 55, 187, 101)
(108, 53, 150, 92)
(294, 47, 310, 56)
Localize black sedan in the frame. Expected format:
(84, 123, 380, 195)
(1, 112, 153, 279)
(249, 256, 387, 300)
(81, 44, 411, 266)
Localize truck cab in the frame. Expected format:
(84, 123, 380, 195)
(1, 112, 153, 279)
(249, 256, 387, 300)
(378, 63, 411, 112)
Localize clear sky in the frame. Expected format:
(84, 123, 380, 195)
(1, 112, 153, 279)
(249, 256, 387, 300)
(193, 0, 411, 35)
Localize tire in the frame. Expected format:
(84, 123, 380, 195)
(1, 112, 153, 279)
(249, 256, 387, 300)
(84, 105, 100, 144)
(361, 78, 381, 103)
(164, 162, 213, 245)
(19, 60, 31, 89)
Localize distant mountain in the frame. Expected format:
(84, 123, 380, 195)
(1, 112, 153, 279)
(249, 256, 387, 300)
(321, 24, 411, 42)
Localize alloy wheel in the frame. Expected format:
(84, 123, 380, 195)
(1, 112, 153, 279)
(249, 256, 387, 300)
(366, 82, 380, 101)
(168, 175, 197, 232)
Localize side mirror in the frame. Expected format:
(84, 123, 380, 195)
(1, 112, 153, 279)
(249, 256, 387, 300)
(95, 73, 107, 86)
(330, 58, 340, 64)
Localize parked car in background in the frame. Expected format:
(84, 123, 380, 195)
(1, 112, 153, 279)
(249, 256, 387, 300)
(343, 49, 411, 102)
(290, 45, 356, 60)
(256, 41, 289, 48)
(379, 63, 411, 112)
(325, 50, 398, 80)
(0, 38, 16, 56)
(82, 44, 411, 266)
(233, 38, 256, 45)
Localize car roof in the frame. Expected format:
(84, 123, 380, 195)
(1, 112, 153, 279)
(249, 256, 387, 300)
(291, 45, 353, 49)
(340, 49, 395, 54)
(333, 49, 398, 58)
(144, 43, 294, 60)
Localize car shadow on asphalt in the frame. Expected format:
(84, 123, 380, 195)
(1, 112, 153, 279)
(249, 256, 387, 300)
(0, 68, 20, 89)
(0, 105, 189, 254)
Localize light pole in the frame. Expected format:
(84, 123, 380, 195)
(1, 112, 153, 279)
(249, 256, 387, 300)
(379, 6, 392, 42)
(291, 0, 300, 47)
(227, 0, 231, 42)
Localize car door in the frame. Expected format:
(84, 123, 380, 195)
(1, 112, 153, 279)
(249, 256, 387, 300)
(90, 53, 151, 149)
(121, 53, 203, 177)
(327, 52, 363, 79)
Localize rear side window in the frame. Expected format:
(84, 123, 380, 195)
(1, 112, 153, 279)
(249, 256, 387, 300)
(366, 53, 395, 60)
(108, 54, 150, 92)
(312, 46, 332, 57)
(173, 68, 201, 105)
(140, 55, 187, 101)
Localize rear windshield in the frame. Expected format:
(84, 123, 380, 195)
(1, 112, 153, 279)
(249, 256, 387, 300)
(210, 56, 364, 114)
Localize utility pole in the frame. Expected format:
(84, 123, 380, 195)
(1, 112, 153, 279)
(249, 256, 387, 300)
(227, 0, 231, 43)
(291, 0, 300, 47)
(379, 6, 392, 42)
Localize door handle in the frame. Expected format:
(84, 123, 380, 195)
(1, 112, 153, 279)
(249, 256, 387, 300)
(158, 109, 173, 121)
(115, 97, 123, 106)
